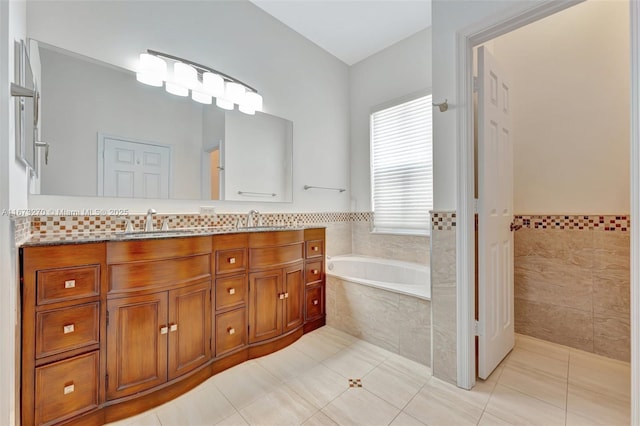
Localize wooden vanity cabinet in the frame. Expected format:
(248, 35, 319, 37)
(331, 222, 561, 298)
(212, 233, 249, 358)
(304, 228, 326, 331)
(105, 237, 212, 400)
(20, 228, 326, 425)
(248, 230, 304, 344)
(21, 243, 106, 426)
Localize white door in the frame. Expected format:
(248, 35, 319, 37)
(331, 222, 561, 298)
(477, 46, 515, 379)
(99, 135, 171, 198)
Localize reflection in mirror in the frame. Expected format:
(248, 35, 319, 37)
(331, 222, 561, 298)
(34, 42, 293, 202)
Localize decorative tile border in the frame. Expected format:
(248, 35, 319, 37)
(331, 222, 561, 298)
(431, 211, 457, 230)
(13, 216, 30, 245)
(18, 211, 372, 240)
(516, 215, 630, 232)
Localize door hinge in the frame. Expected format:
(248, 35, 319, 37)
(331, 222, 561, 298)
(106, 310, 109, 327)
(473, 76, 478, 93)
(474, 320, 482, 336)
(473, 198, 479, 213)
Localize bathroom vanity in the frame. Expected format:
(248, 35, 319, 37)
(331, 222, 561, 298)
(19, 228, 325, 426)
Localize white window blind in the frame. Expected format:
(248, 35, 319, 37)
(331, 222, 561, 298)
(370, 94, 432, 235)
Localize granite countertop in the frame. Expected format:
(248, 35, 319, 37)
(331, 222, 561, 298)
(22, 226, 316, 247)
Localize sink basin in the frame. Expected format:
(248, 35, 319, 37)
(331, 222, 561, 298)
(115, 229, 194, 239)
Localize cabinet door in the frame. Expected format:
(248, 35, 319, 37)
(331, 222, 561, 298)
(106, 293, 168, 400)
(168, 281, 212, 380)
(248, 270, 282, 343)
(283, 263, 304, 333)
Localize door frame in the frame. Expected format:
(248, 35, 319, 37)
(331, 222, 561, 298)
(455, 2, 639, 423)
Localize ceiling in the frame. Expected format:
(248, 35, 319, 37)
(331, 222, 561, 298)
(249, 0, 431, 66)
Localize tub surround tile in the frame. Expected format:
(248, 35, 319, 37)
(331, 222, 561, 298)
(326, 275, 431, 366)
(325, 222, 352, 256)
(351, 222, 429, 265)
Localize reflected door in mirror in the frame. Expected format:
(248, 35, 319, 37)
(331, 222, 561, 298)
(99, 135, 171, 198)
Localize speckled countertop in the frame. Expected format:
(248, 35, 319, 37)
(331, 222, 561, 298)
(21, 226, 315, 247)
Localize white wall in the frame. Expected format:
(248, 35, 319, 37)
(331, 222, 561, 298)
(26, 0, 350, 213)
(1, 0, 30, 424)
(487, 0, 629, 214)
(349, 28, 432, 211)
(432, 0, 543, 210)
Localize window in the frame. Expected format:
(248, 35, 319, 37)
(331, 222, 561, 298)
(370, 94, 432, 235)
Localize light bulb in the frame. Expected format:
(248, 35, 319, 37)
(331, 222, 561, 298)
(239, 103, 255, 115)
(165, 81, 188, 97)
(202, 72, 224, 97)
(173, 62, 198, 89)
(136, 53, 166, 87)
(243, 91, 263, 112)
(192, 88, 212, 104)
(216, 97, 234, 110)
(225, 81, 246, 104)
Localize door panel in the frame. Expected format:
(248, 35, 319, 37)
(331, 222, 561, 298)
(168, 281, 212, 380)
(478, 46, 515, 379)
(101, 135, 171, 198)
(283, 263, 304, 333)
(106, 293, 168, 400)
(248, 270, 282, 343)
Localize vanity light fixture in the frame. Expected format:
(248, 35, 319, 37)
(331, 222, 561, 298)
(136, 49, 263, 114)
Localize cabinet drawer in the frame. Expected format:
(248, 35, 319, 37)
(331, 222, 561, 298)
(36, 302, 100, 359)
(250, 243, 303, 269)
(305, 286, 324, 321)
(109, 254, 210, 293)
(215, 274, 247, 311)
(305, 261, 323, 284)
(215, 308, 247, 357)
(37, 265, 100, 306)
(35, 351, 99, 426)
(305, 239, 324, 259)
(216, 248, 247, 275)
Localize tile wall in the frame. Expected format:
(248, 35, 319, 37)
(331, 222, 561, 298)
(514, 215, 630, 361)
(430, 211, 457, 384)
(351, 222, 430, 265)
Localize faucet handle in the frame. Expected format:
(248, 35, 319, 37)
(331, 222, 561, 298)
(124, 218, 135, 233)
(236, 217, 244, 229)
(147, 208, 157, 215)
(161, 218, 170, 231)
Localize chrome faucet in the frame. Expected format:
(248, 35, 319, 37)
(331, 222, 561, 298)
(145, 208, 157, 232)
(246, 209, 261, 228)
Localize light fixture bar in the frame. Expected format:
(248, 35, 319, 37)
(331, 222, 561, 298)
(146, 49, 259, 94)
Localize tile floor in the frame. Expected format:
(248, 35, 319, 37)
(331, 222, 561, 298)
(107, 326, 630, 426)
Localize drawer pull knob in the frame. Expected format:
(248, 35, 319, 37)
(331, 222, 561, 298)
(228, 327, 235, 335)
(313, 299, 319, 305)
(228, 257, 236, 264)
(284, 292, 289, 299)
(63, 324, 75, 334)
(170, 323, 178, 332)
(228, 288, 236, 295)
(63, 384, 75, 395)
(160, 326, 168, 335)
(64, 280, 76, 289)
(279, 293, 285, 300)
(312, 246, 319, 251)
(312, 269, 319, 274)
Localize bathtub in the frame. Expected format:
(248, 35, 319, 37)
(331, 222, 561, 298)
(326, 255, 430, 300)
(324, 255, 431, 366)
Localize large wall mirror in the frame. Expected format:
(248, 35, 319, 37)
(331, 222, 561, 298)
(32, 41, 293, 202)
